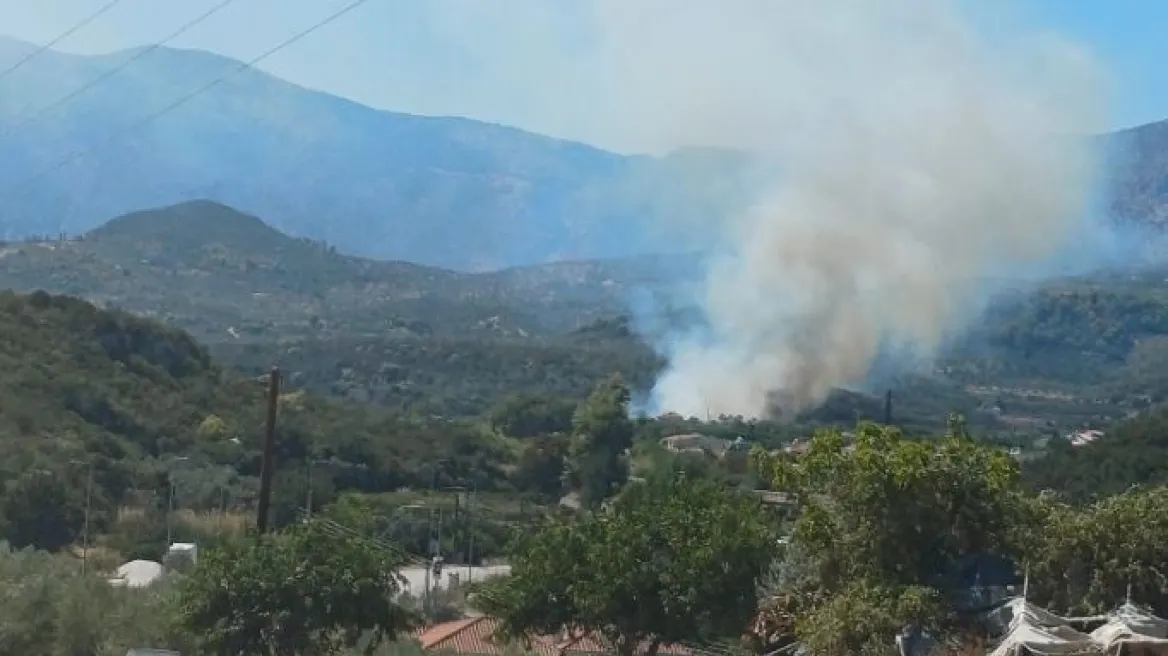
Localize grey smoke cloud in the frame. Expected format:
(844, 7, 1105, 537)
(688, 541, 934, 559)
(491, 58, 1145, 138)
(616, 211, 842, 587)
(548, 0, 1109, 418)
(411, 0, 1109, 418)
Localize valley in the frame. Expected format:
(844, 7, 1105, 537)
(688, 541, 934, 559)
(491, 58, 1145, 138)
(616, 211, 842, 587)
(4, 199, 1167, 436)
(3, 18, 1168, 654)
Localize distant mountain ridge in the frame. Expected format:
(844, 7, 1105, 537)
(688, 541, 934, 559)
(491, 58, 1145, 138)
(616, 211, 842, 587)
(0, 36, 749, 270)
(0, 201, 664, 343)
(0, 36, 1166, 270)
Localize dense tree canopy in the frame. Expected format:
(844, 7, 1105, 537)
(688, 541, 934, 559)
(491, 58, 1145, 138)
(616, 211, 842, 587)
(751, 424, 1029, 654)
(1024, 406, 1168, 500)
(477, 475, 778, 656)
(0, 468, 86, 552)
(564, 377, 634, 508)
(1027, 486, 1168, 617)
(175, 519, 415, 655)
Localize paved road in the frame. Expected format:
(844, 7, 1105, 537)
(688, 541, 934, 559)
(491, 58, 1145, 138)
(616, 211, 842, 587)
(399, 564, 511, 596)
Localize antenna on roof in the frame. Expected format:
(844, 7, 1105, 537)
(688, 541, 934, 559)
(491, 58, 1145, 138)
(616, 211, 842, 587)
(1126, 582, 1133, 604)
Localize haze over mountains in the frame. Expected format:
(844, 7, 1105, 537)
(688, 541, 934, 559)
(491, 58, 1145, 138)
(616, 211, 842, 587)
(1, 35, 1168, 273)
(0, 36, 763, 270)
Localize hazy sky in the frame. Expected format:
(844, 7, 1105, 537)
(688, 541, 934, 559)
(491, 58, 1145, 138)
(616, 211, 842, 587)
(2, 0, 1164, 153)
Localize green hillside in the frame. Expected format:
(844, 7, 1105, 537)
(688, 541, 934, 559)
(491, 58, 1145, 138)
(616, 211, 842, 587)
(0, 290, 508, 551)
(0, 201, 646, 344)
(9, 201, 1168, 435)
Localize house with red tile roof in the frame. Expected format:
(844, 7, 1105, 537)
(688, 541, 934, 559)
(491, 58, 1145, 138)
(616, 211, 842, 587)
(412, 616, 695, 656)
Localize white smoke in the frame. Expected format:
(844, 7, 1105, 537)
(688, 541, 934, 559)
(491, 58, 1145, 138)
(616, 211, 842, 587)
(399, 0, 1109, 419)
(600, 0, 1110, 418)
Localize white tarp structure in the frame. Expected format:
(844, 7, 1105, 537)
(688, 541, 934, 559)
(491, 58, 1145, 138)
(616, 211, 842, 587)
(1090, 602, 1168, 655)
(1006, 598, 1087, 629)
(987, 596, 1168, 656)
(108, 559, 164, 588)
(989, 615, 1102, 656)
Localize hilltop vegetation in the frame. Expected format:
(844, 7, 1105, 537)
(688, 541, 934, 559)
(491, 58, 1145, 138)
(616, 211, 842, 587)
(0, 201, 650, 344)
(9, 200, 1168, 440)
(0, 289, 508, 556)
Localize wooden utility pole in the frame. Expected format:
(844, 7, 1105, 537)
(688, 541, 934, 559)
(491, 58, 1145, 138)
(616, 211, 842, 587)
(80, 461, 93, 575)
(256, 366, 281, 534)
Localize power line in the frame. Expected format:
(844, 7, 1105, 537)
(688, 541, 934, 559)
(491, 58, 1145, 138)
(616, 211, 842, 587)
(6, 0, 377, 195)
(0, 0, 126, 85)
(0, 0, 242, 140)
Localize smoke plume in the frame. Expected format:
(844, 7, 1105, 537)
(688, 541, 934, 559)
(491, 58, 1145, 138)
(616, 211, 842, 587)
(406, 0, 1110, 418)
(597, 1, 1109, 419)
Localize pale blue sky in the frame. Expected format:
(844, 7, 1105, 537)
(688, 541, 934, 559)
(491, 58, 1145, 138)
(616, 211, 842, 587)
(1, 1, 1164, 151)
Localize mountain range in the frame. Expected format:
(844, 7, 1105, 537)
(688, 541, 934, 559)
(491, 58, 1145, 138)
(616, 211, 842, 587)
(0, 36, 763, 270)
(8, 36, 1165, 272)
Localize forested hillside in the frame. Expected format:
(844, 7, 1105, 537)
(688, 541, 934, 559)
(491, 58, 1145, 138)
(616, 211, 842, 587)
(0, 290, 507, 554)
(10, 200, 1168, 435)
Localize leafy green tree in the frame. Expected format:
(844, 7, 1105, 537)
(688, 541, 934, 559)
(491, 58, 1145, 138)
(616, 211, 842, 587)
(175, 519, 415, 655)
(564, 377, 634, 507)
(1027, 486, 1168, 617)
(0, 468, 85, 552)
(488, 394, 576, 439)
(513, 435, 568, 499)
(196, 413, 231, 440)
(0, 544, 182, 654)
(320, 492, 385, 536)
(751, 423, 1027, 654)
(477, 475, 777, 656)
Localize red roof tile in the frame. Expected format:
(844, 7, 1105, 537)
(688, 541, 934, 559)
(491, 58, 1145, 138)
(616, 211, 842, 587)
(416, 616, 558, 656)
(415, 616, 692, 656)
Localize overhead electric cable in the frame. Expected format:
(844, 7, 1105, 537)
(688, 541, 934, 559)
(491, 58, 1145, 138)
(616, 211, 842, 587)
(0, 0, 126, 85)
(5, 0, 377, 194)
(1, 0, 242, 139)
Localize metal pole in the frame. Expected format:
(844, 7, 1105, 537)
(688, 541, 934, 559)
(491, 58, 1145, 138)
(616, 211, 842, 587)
(467, 480, 476, 584)
(256, 366, 281, 534)
(166, 480, 175, 547)
(425, 507, 435, 617)
(81, 461, 93, 575)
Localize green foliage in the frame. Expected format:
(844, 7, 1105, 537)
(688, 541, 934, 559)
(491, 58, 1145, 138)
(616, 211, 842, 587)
(752, 424, 1027, 654)
(175, 519, 416, 655)
(477, 476, 778, 656)
(0, 202, 644, 344)
(0, 290, 511, 554)
(793, 582, 944, 656)
(1027, 487, 1168, 617)
(321, 490, 531, 565)
(221, 334, 660, 420)
(0, 544, 180, 654)
(489, 394, 576, 438)
(1023, 405, 1168, 500)
(1, 468, 86, 552)
(565, 377, 634, 508)
(513, 435, 568, 500)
